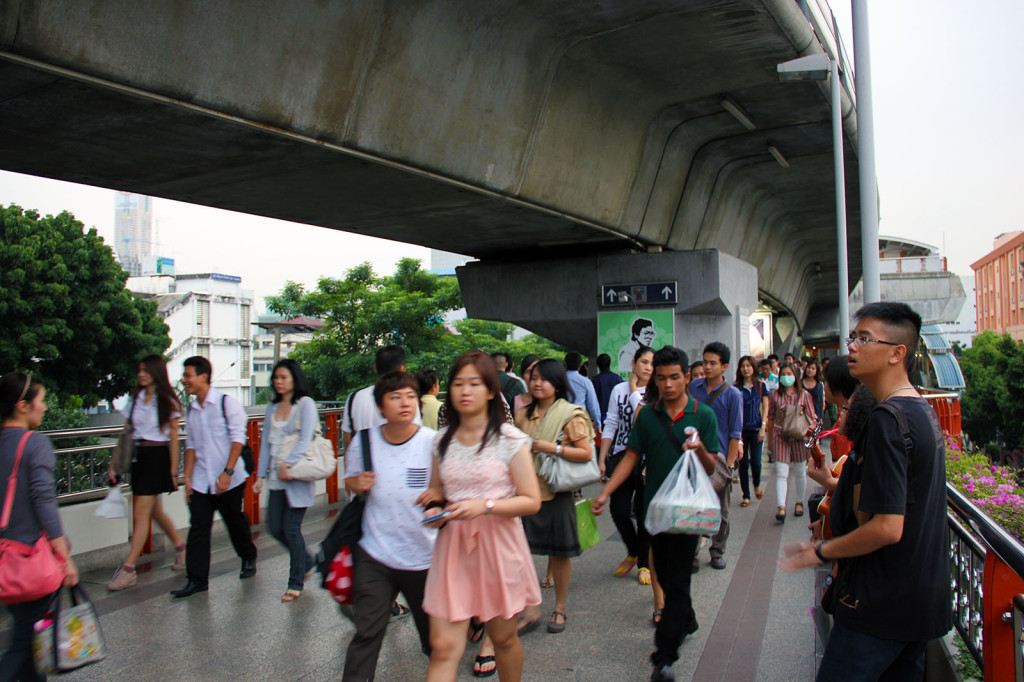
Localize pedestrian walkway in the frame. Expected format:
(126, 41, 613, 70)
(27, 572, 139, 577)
(0, 462, 819, 681)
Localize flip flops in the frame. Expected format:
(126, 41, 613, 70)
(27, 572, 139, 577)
(547, 611, 567, 634)
(281, 590, 302, 602)
(794, 502, 805, 517)
(468, 618, 486, 644)
(638, 568, 652, 585)
(473, 655, 496, 678)
(614, 555, 638, 577)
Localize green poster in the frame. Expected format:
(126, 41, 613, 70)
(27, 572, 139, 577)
(598, 310, 675, 374)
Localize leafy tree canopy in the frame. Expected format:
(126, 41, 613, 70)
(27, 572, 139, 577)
(0, 204, 171, 405)
(267, 259, 565, 400)
(960, 331, 1024, 447)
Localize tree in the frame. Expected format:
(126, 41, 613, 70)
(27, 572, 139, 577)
(960, 331, 1024, 448)
(0, 205, 171, 405)
(266, 259, 565, 400)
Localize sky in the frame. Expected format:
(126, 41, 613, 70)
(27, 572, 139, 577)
(1, 1, 1017, 313)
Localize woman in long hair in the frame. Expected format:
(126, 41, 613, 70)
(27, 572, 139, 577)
(107, 354, 186, 591)
(253, 359, 318, 601)
(515, 359, 595, 635)
(420, 351, 541, 682)
(765, 363, 818, 523)
(802, 359, 825, 421)
(733, 355, 769, 507)
(1, 372, 79, 680)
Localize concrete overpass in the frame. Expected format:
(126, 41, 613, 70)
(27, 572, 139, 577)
(0, 0, 863, 357)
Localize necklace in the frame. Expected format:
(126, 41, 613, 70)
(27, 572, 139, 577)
(880, 386, 916, 402)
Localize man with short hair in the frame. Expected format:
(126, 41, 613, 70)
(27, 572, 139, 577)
(688, 342, 742, 570)
(415, 368, 441, 430)
(342, 344, 421, 621)
(590, 353, 622, 425)
(781, 302, 951, 680)
(593, 346, 719, 682)
(758, 359, 778, 393)
(492, 351, 526, 407)
(170, 356, 258, 598)
(619, 318, 657, 372)
(565, 351, 601, 427)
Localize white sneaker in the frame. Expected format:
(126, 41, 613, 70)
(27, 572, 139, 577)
(107, 567, 137, 591)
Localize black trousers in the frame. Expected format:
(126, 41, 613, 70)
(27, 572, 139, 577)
(186, 484, 257, 584)
(342, 545, 430, 682)
(649, 532, 701, 668)
(0, 591, 54, 682)
(607, 452, 649, 569)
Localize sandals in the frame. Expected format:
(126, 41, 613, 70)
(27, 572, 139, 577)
(652, 609, 663, 626)
(473, 655, 497, 678)
(517, 615, 542, 636)
(794, 502, 805, 517)
(755, 486, 764, 500)
(614, 555, 638, 577)
(776, 506, 787, 523)
(739, 498, 750, 508)
(547, 611, 567, 634)
(468, 618, 486, 643)
(540, 577, 554, 589)
(281, 590, 302, 602)
(638, 567, 652, 585)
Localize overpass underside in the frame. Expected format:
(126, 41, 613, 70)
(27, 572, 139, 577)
(0, 0, 862, 343)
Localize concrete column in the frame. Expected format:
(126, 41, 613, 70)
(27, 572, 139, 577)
(458, 250, 758, 372)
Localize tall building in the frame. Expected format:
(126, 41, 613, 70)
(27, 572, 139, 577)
(972, 231, 1024, 342)
(114, 192, 153, 276)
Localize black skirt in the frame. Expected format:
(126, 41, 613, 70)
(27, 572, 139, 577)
(522, 491, 580, 558)
(130, 444, 176, 495)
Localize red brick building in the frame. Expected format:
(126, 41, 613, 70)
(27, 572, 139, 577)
(972, 231, 1024, 342)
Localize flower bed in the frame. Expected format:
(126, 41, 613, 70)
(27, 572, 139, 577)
(947, 432, 1024, 541)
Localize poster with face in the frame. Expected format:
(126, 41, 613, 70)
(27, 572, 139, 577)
(598, 310, 675, 374)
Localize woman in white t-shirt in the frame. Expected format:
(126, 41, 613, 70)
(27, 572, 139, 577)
(107, 354, 185, 591)
(342, 371, 438, 681)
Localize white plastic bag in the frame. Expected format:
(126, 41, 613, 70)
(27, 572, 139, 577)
(95, 486, 127, 519)
(645, 449, 721, 536)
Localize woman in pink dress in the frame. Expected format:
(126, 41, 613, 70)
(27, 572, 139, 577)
(419, 351, 542, 682)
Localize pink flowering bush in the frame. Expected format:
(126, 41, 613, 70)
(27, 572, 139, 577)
(947, 432, 1024, 540)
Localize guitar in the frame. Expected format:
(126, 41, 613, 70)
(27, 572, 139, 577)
(805, 423, 845, 539)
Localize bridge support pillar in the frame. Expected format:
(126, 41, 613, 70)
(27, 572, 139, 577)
(458, 249, 758, 367)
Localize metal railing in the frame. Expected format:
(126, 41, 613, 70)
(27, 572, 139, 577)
(879, 256, 949, 274)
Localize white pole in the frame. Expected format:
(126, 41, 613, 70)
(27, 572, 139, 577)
(852, 0, 880, 304)
(831, 58, 850, 346)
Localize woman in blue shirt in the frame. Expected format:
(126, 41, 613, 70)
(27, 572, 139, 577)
(734, 356, 769, 507)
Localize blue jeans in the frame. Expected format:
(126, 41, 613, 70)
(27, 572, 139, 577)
(739, 430, 763, 500)
(817, 621, 927, 681)
(1, 591, 54, 681)
(267, 490, 310, 591)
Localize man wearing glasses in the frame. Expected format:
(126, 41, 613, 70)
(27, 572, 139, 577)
(781, 302, 951, 681)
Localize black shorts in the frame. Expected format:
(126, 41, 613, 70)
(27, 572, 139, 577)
(130, 444, 176, 495)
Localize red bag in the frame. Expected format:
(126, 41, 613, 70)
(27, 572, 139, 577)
(0, 432, 66, 605)
(325, 546, 354, 604)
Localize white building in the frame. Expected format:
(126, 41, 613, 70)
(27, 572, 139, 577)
(128, 273, 254, 404)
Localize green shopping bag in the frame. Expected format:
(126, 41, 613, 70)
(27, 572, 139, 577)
(575, 499, 601, 552)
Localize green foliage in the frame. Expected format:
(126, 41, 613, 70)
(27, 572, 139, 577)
(953, 632, 982, 680)
(266, 259, 565, 400)
(959, 331, 1024, 448)
(0, 204, 171, 406)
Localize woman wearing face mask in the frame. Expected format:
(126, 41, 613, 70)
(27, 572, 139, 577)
(765, 363, 817, 522)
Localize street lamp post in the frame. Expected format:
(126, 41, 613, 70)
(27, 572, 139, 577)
(778, 53, 850, 346)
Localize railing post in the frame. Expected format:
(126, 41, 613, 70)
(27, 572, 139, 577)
(244, 419, 261, 525)
(983, 553, 1022, 681)
(324, 413, 340, 504)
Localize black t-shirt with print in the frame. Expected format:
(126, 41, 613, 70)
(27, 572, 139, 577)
(829, 396, 952, 641)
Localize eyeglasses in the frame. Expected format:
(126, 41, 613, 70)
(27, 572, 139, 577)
(845, 336, 900, 348)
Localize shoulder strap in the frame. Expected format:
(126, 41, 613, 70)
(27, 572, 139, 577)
(346, 392, 356, 435)
(706, 381, 728, 407)
(359, 428, 373, 473)
(873, 401, 915, 504)
(1, 431, 35, 533)
(653, 409, 685, 454)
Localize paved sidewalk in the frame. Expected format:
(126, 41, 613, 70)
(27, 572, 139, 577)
(1, 462, 819, 681)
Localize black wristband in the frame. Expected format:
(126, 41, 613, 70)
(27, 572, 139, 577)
(814, 541, 828, 563)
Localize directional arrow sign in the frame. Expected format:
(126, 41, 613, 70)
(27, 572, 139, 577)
(602, 282, 677, 306)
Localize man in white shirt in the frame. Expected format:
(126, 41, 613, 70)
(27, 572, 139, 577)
(171, 356, 258, 598)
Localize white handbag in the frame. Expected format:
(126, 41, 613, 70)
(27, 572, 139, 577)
(278, 399, 337, 482)
(536, 446, 602, 493)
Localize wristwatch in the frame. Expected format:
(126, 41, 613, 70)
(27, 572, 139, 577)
(814, 541, 828, 563)
(223, 467, 234, 476)
(484, 499, 496, 515)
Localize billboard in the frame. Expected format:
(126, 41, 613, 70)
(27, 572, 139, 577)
(597, 309, 675, 374)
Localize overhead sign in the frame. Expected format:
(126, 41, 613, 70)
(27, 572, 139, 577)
(601, 282, 677, 306)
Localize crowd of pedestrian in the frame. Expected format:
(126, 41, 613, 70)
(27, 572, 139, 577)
(0, 302, 952, 681)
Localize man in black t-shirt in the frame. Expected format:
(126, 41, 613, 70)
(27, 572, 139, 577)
(781, 302, 951, 681)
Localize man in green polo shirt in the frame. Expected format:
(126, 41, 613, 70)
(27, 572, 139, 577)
(592, 346, 719, 682)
